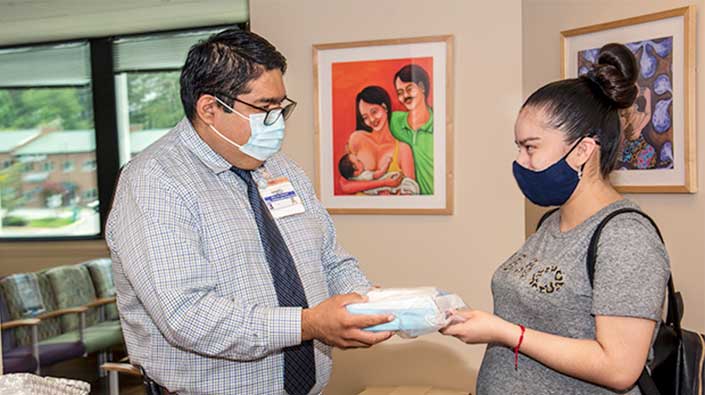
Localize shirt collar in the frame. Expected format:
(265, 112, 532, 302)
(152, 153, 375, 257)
(177, 117, 233, 175)
(404, 107, 434, 133)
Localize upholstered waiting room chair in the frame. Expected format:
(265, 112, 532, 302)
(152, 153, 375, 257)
(0, 277, 84, 374)
(42, 265, 123, 374)
(1, 294, 39, 374)
(82, 258, 119, 322)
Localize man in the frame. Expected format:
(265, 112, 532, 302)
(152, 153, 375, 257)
(389, 64, 434, 195)
(106, 29, 393, 395)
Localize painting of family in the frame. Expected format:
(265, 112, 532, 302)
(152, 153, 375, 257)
(315, 36, 452, 213)
(332, 60, 434, 196)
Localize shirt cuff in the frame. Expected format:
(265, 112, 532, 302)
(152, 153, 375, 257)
(265, 306, 302, 350)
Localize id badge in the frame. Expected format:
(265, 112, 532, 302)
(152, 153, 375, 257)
(258, 177, 305, 219)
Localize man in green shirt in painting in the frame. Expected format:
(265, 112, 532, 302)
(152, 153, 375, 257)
(389, 64, 434, 195)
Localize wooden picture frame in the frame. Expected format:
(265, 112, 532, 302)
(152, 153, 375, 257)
(313, 36, 454, 214)
(561, 6, 696, 193)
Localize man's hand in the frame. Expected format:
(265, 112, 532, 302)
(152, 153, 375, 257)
(302, 293, 394, 348)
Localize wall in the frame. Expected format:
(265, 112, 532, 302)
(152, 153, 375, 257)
(522, 0, 705, 332)
(0, 0, 248, 275)
(0, 0, 248, 46)
(251, 1, 525, 393)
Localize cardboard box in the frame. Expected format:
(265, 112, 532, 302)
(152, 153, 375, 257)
(357, 386, 470, 395)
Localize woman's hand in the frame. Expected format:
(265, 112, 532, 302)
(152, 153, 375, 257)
(440, 309, 517, 346)
(383, 172, 403, 187)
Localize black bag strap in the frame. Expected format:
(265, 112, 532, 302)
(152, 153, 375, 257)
(637, 369, 661, 395)
(536, 208, 560, 231)
(585, 208, 682, 395)
(585, 208, 681, 329)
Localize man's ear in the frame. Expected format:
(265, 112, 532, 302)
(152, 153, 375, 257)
(195, 94, 218, 124)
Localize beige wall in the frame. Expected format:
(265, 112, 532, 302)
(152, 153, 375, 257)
(251, 1, 525, 393)
(522, 0, 705, 332)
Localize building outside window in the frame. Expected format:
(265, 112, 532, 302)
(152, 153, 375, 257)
(62, 160, 75, 173)
(0, 42, 99, 237)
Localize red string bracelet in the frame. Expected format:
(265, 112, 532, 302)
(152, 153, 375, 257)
(514, 324, 526, 371)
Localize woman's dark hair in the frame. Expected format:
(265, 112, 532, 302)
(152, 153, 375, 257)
(522, 43, 638, 178)
(180, 29, 287, 121)
(635, 95, 647, 112)
(355, 86, 392, 131)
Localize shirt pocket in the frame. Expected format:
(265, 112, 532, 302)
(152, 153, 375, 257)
(275, 211, 326, 291)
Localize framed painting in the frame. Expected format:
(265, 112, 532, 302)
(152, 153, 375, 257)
(313, 35, 454, 214)
(561, 6, 696, 193)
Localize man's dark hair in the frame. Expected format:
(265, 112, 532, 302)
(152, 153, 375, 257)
(393, 64, 431, 100)
(180, 29, 287, 121)
(338, 153, 356, 179)
(355, 86, 392, 131)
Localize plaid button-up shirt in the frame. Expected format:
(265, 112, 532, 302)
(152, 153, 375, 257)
(106, 118, 370, 394)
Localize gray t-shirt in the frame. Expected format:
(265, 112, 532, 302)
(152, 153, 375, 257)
(477, 199, 670, 395)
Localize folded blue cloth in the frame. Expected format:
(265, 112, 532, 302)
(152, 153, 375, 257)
(345, 305, 440, 332)
(345, 287, 465, 337)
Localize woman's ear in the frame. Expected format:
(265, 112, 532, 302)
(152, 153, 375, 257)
(571, 137, 600, 169)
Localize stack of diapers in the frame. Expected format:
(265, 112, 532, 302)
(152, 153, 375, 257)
(346, 287, 467, 338)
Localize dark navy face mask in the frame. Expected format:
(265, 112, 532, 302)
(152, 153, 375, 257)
(512, 136, 587, 207)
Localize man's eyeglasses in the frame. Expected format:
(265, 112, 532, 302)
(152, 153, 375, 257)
(219, 96, 297, 126)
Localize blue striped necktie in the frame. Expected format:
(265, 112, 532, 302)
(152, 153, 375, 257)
(231, 167, 316, 395)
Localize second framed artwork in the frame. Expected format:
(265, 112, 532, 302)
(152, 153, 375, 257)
(313, 36, 453, 214)
(561, 6, 696, 193)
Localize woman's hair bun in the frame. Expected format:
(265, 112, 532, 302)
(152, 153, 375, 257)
(586, 43, 639, 109)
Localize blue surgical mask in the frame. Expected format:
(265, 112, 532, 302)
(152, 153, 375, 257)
(512, 137, 586, 207)
(208, 96, 285, 161)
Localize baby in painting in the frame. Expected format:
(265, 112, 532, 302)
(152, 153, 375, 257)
(338, 152, 419, 195)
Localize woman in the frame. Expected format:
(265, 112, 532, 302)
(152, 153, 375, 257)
(441, 44, 669, 394)
(619, 86, 658, 169)
(338, 86, 416, 195)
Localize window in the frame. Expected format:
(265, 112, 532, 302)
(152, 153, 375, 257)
(0, 41, 99, 238)
(62, 160, 75, 172)
(113, 29, 224, 165)
(0, 22, 247, 240)
(82, 159, 97, 172)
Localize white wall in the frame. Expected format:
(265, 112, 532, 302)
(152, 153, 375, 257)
(523, 0, 705, 333)
(251, 1, 525, 393)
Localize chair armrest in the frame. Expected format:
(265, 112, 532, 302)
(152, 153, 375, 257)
(37, 306, 89, 320)
(1, 318, 41, 330)
(85, 296, 117, 308)
(101, 362, 142, 376)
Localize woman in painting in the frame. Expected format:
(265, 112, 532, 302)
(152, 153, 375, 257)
(619, 86, 658, 169)
(338, 85, 418, 195)
(440, 43, 669, 395)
